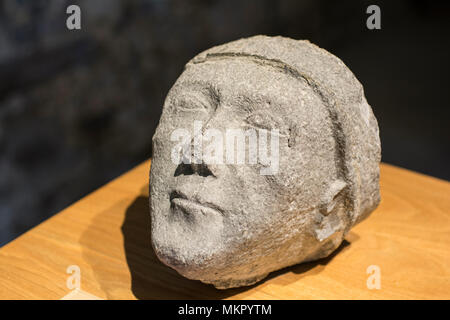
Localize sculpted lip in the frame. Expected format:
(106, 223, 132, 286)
(169, 190, 223, 216)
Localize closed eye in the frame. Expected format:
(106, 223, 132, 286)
(177, 97, 210, 112)
(244, 112, 288, 136)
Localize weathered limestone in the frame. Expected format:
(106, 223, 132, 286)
(149, 35, 381, 289)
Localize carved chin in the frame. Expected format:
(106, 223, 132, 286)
(151, 207, 226, 274)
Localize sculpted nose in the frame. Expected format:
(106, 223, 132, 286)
(173, 113, 228, 178)
(174, 133, 215, 178)
(174, 162, 215, 177)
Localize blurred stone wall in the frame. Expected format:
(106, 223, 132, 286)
(0, 0, 449, 246)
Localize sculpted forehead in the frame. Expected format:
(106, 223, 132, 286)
(167, 59, 321, 116)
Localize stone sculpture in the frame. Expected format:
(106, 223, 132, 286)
(149, 35, 381, 289)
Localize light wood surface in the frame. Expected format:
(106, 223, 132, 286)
(0, 160, 449, 300)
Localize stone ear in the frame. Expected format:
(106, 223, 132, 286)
(320, 179, 347, 216)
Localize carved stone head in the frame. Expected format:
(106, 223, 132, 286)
(150, 36, 380, 289)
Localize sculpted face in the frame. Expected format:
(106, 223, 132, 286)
(151, 60, 347, 287)
(150, 36, 380, 289)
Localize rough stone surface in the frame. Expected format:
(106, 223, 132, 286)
(150, 35, 381, 289)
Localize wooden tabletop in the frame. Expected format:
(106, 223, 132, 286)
(0, 160, 449, 300)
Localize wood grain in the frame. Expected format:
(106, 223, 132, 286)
(0, 160, 449, 299)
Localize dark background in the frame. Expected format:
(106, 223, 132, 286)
(0, 0, 449, 247)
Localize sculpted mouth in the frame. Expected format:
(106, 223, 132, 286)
(170, 190, 223, 217)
